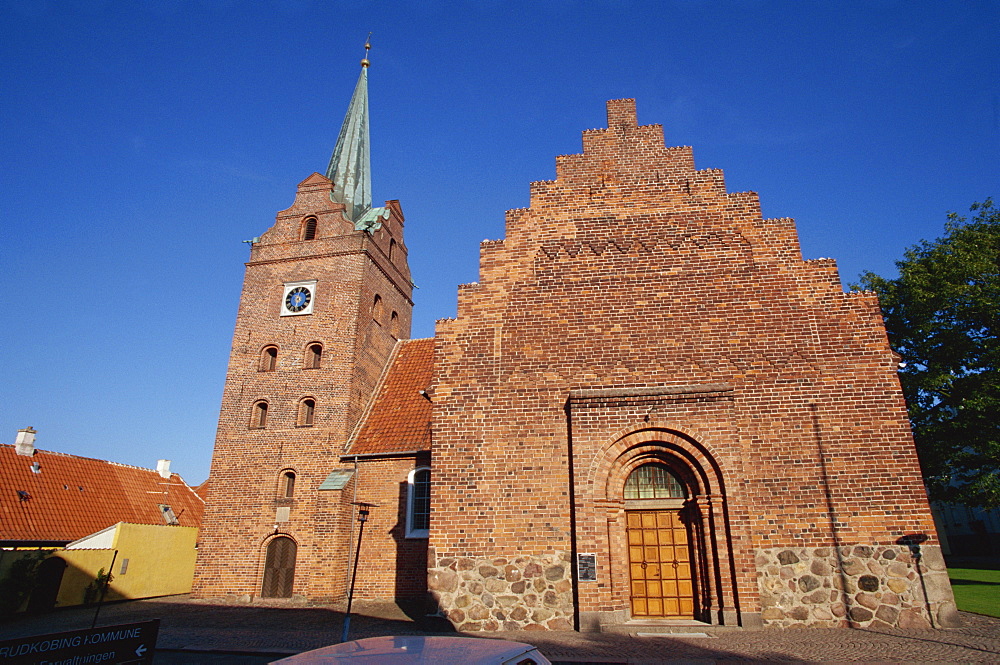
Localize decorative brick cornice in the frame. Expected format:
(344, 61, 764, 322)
(568, 384, 734, 408)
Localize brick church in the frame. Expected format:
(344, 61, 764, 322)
(192, 56, 959, 631)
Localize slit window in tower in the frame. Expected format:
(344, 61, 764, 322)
(260, 346, 278, 372)
(298, 398, 315, 427)
(251, 401, 269, 429)
(305, 343, 323, 369)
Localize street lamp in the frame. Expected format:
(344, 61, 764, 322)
(341, 501, 378, 643)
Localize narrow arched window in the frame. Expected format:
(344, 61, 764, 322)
(250, 401, 269, 429)
(624, 463, 685, 500)
(305, 343, 322, 369)
(372, 294, 384, 324)
(389, 238, 397, 262)
(260, 346, 278, 372)
(297, 398, 315, 427)
(406, 467, 430, 538)
(301, 217, 317, 241)
(389, 311, 399, 339)
(282, 471, 296, 498)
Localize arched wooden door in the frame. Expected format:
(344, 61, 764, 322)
(261, 536, 297, 598)
(624, 463, 696, 618)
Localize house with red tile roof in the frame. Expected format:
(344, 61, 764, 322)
(1, 428, 204, 548)
(0, 428, 205, 613)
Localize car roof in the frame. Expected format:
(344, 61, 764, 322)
(272, 635, 545, 664)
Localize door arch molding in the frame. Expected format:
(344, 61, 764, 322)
(592, 423, 729, 500)
(586, 425, 744, 625)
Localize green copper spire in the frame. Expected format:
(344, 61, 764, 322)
(326, 39, 389, 232)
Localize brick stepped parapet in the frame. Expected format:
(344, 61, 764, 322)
(430, 98, 954, 631)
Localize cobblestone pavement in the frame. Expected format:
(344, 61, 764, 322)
(2, 595, 999, 663)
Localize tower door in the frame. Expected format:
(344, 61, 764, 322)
(261, 537, 297, 598)
(627, 509, 694, 618)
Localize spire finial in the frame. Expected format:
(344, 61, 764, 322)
(361, 32, 371, 68)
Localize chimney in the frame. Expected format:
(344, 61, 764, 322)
(156, 459, 171, 479)
(15, 427, 36, 456)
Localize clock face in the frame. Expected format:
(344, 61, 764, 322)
(281, 281, 316, 316)
(285, 286, 311, 313)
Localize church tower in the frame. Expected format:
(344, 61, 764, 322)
(193, 48, 413, 600)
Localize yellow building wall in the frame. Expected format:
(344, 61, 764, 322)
(54, 523, 199, 607)
(55, 549, 118, 607)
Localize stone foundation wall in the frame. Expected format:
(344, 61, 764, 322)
(428, 551, 574, 631)
(756, 544, 959, 628)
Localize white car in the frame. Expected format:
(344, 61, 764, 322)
(270, 635, 552, 665)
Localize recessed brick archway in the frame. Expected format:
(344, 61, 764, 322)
(571, 424, 756, 628)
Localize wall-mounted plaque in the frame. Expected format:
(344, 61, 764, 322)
(577, 553, 597, 581)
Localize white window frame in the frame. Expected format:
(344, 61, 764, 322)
(405, 466, 430, 539)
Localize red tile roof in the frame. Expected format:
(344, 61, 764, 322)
(0, 445, 204, 544)
(348, 338, 433, 456)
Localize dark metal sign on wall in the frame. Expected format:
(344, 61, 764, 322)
(577, 553, 597, 581)
(0, 619, 159, 665)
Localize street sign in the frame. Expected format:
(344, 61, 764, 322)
(0, 619, 159, 665)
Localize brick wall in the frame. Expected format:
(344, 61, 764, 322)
(193, 174, 414, 600)
(334, 455, 431, 600)
(429, 99, 957, 630)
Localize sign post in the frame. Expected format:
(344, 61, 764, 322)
(0, 619, 159, 665)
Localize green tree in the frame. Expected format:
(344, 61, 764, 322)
(855, 199, 999, 508)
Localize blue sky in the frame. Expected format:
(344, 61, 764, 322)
(2, 1, 997, 485)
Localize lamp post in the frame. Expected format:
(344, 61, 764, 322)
(341, 501, 378, 643)
(898, 533, 934, 628)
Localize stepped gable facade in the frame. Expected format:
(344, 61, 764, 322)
(193, 77, 958, 631)
(429, 99, 956, 630)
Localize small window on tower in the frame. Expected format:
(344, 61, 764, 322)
(282, 471, 296, 498)
(305, 343, 323, 369)
(260, 346, 278, 372)
(302, 217, 317, 241)
(297, 398, 316, 427)
(390, 311, 399, 339)
(389, 238, 397, 262)
(251, 400, 269, 429)
(372, 294, 384, 324)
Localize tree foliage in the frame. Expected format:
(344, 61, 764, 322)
(855, 199, 999, 508)
(0, 551, 48, 615)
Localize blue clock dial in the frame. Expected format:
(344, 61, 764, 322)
(285, 287, 312, 313)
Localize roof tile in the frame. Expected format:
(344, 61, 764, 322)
(348, 338, 433, 455)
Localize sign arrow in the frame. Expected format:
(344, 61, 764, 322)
(135, 644, 147, 658)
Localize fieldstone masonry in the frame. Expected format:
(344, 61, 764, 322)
(428, 552, 575, 631)
(756, 544, 959, 628)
